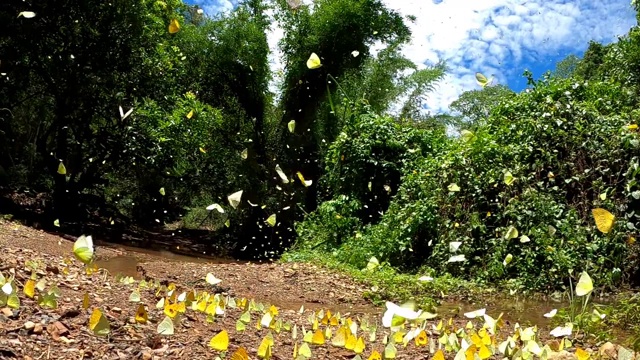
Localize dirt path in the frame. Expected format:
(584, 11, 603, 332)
(0, 219, 390, 359)
(0, 219, 635, 360)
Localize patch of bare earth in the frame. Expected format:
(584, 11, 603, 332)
(0, 219, 635, 360)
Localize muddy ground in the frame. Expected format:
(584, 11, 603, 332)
(0, 219, 636, 359)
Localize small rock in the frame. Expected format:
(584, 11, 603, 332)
(24, 321, 36, 330)
(600, 342, 617, 359)
(112, 307, 122, 314)
(57, 336, 73, 344)
(1, 308, 14, 317)
(33, 323, 44, 334)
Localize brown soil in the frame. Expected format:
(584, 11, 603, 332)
(0, 219, 636, 360)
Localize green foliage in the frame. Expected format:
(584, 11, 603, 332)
(552, 54, 581, 79)
(295, 71, 640, 291)
(282, 248, 473, 308)
(449, 85, 514, 128)
(104, 93, 249, 224)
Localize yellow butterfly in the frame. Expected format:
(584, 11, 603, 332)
(228, 190, 243, 209)
(306, 53, 322, 69)
(475, 72, 493, 88)
(592, 208, 615, 233)
(73, 235, 94, 265)
(157, 315, 174, 335)
(575, 271, 593, 297)
(135, 304, 148, 324)
(57, 162, 66, 175)
(368, 350, 382, 360)
(230, 347, 250, 360)
(209, 330, 229, 351)
(168, 19, 180, 34)
(89, 308, 110, 336)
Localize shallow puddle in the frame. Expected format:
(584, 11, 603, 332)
(438, 297, 567, 328)
(95, 242, 237, 279)
(95, 255, 140, 279)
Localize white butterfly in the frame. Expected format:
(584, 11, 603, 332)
(119, 105, 133, 121)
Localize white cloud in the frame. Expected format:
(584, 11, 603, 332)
(202, 0, 636, 113)
(382, 0, 636, 113)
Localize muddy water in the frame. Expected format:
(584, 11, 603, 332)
(95, 242, 237, 279)
(438, 297, 567, 328)
(94, 246, 567, 324)
(93, 242, 633, 344)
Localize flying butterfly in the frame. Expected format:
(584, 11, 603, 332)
(306, 53, 322, 69)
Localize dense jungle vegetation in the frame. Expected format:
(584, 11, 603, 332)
(1, 0, 640, 293)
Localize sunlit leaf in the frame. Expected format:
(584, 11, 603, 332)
(544, 309, 557, 318)
(447, 183, 460, 192)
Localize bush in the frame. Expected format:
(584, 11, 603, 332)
(295, 76, 640, 291)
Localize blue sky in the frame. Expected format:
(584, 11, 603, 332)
(187, 0, 637, 113)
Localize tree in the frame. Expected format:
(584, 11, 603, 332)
(0, 0, 185, 222)
(552, 54, 580, 79)
(274, 0, 411, 212)
(574, 41, 608, 80)
(449, 85, 514, 128)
